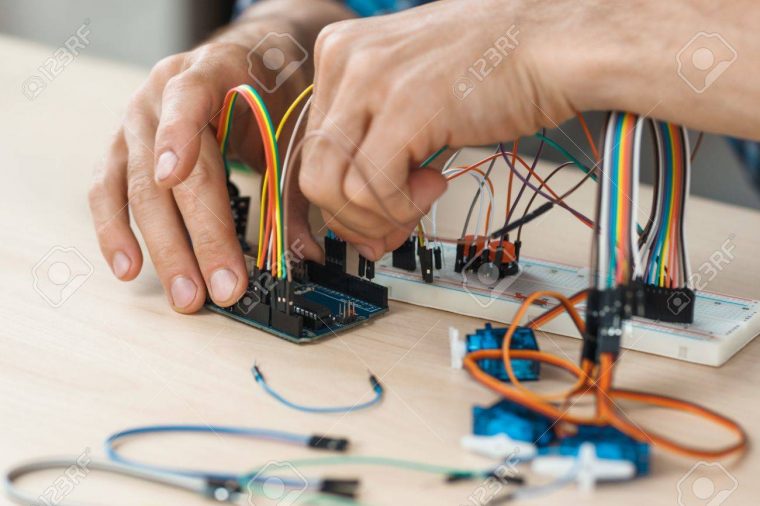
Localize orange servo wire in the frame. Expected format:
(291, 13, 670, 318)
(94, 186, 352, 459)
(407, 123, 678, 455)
(498, 291, 589, 402)
(596, 353, 748, 460)
(462, 291, 748, 460)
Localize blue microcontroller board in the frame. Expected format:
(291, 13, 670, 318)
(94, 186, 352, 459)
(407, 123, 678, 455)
(207, 260, 389, 344)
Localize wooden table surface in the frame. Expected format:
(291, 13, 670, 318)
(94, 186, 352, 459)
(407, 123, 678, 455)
(2, 34, 760, 506)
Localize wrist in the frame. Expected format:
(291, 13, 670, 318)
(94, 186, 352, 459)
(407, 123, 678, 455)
(550, 1, 703, 116)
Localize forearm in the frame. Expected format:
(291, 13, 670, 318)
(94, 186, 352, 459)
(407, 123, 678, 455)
(558, 0, 760, 140)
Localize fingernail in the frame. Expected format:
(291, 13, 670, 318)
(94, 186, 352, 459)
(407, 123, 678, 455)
(210, 268, 238, 303)
(171, 276, 198, 309)
(355, 244, 376, 260)
(155, 151, 178, 181)
(111, 251, 131, 278)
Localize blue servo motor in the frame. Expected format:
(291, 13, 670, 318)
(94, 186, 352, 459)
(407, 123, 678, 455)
(467, 323, 540, 382)
(539, 425, 651, 476)
(473, 398, 555, 447)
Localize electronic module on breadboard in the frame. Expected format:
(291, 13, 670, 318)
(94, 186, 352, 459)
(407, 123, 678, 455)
(375, 242, 760, 366)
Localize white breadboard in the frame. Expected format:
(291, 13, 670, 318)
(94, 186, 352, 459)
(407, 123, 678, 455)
(376, 244, 760, 366)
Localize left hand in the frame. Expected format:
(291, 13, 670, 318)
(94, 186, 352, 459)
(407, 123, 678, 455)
(298, 0, 583, 260)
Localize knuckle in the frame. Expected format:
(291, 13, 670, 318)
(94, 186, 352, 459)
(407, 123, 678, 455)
(164, 71, 203, 96)
(361, 226, 387, 240)
(161, 71, 213, 119)
(315, 23, 351, 65)
(155, 117, 184, 142)
(182, 164, 214, 191)
(126, 169, 160, 208)
(151, 240, 184, 271)
(192, 41, 243, 61)
(150, 54, 185, 80)
(190, 227, 228, 256)
(125, 92, 155, 125)
(344, 58, 374, 85)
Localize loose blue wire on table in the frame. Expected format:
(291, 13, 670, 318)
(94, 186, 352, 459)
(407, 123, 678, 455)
(105, 424, 317, 487)
(252, 363, 384, 414)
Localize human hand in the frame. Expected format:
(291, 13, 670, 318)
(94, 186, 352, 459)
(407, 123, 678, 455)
(88, 26, 320, 313)
(299, 0, 601, 260)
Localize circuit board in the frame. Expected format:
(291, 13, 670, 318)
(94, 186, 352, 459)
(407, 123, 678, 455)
(207, 283, 387, 343)
(207, 257, 388, 344)
(376, 243, 760, 366)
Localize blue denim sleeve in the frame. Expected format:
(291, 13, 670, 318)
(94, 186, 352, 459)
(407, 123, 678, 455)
(235, 0, 432, 17)
(728, 138, 760, 190)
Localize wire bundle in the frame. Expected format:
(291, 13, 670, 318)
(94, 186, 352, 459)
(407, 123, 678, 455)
(638, 122, 692, 289)
(594, 111, 643, 290)
(217, 84, 286, 278)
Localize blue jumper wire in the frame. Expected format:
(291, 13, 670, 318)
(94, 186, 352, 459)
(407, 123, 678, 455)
(252, 363, 384, 414)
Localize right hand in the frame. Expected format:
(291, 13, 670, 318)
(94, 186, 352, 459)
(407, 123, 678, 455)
(88, 41, 320, 314)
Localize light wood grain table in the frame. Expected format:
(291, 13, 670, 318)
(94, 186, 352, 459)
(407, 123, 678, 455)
(1, 35, 759, 506)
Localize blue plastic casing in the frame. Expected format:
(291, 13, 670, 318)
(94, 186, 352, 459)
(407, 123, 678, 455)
(473, 399, 555, 447)
(467, 323, 540, 382)
(539, 425, 650, 476)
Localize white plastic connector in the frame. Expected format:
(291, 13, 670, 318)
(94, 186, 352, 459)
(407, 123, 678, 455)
(531, 443, 635, 493)
(449, 326, 466, 369)
(461, 434, 537, 461)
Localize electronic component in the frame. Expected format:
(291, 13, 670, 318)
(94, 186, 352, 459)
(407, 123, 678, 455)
(292, 294, 331, 330)
(207, 259, 388, 343)
(452, 323, 540, 381)
(469, 324, 540, 381)
(455, 235, 518, 279)
(472, 399, 555, 447)
(539, 425, 650, 476)
(392, 238, 416, 271)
